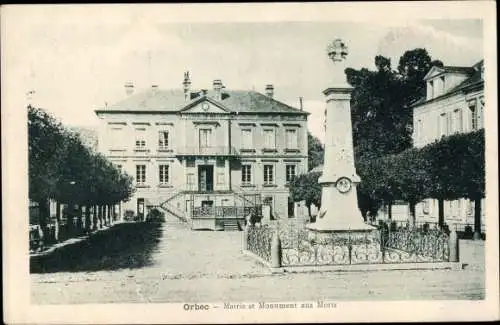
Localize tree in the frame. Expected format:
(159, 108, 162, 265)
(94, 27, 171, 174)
(29, 105, 135, 244)
(28, 105, 67, 241)
(347, 49, 444, 162)
(346, 55, 412, 161)
(387, 149, 431, 226)
(307, 132, 324, 171)
(289, 172, 322, 220)
(422, 130, 485, 236)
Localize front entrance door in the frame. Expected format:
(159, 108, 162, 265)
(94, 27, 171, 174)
(198, 165, 214, 192)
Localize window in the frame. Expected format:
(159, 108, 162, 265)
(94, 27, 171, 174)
(159, 165, 169, 185)
(263, 165, 274, 185)
(263, 129, 276, 149)
(116, 164, 122, 172)
(415, 119, 423, 141)
(199, 128, 212, 148)
(158, 131, 169, 150)
(423, 200, 429, 215)
(136, 165, 146, 185)
(217, 172, 225, 185)
(439, 113, 447, 137)
(186, 173, 195, 190)
(241, 129, 253, 149)
(286, 165, 296, 183)
(479, 98, 485, 129)
(241, 165, 252, 185)
(135, 128, 146, 149)
(285, 129, 298, 149)
(452, 109, 462, 133)
(446, 113, 452, 136)
(469, 102, 478, 131)
(440, 76, 445, 94)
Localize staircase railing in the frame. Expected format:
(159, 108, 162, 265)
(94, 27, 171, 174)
(158, 184, 189, 207)
(158, 202, 187, 222)
(231, 185, 262, 207)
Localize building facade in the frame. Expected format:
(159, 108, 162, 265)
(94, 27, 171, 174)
(411, 60, 485, 227)
(95, 74, 309, 229)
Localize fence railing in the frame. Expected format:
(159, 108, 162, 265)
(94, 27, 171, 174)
(192, 206, 261, 219)
(246, 225, 274, 262)
(243, 220, 455, 268)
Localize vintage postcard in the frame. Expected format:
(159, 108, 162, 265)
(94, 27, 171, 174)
(2, 2, 499, 324)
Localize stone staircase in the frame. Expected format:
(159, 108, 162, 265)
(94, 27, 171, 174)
(223, 219, 240, 231)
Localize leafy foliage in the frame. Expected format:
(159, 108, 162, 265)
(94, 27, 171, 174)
(347, 48, 444, 162)
(289, 171, 322, 216)
(28, 105, 135, 207)
(307, 132, 324, 171)
(421, 129, 485, 201)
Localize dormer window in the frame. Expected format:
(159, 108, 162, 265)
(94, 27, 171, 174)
(440, 76, 445, 95)
(429, 80, 434, 99)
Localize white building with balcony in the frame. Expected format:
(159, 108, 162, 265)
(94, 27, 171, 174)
(95, 73, 309, 230)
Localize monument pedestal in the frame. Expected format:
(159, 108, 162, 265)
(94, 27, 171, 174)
(306, 183, 374, 232)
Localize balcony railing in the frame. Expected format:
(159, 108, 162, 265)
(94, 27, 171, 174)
(176, 146, 239, 156)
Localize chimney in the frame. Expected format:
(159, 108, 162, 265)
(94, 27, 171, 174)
(265, 84, 274, 98)
(213, 79, 223, 100)
(299, 96, 303, 111)
(151, 84, 159, 95)
(182, 71, 191, 101)
(124, 81, 134, 96)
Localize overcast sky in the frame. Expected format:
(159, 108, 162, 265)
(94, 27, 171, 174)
(6, 4, 484, 142)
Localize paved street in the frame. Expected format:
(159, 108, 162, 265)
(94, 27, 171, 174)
(31, 215, 485, 304)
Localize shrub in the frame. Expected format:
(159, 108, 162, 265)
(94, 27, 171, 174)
(146, 208, 165, 223)
(249, 208, 263, 225)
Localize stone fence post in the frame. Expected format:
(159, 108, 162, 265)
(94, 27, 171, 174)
(271, 231, 282, 268)
(449, 228, 459, 262)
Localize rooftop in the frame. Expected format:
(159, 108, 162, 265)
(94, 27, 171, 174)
(96, 88, 308, 115)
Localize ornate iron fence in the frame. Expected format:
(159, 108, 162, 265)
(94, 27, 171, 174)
(247, 225, 274, 262)
(277, 222, 450, 267)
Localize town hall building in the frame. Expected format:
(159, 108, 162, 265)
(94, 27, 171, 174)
(95, 73, 309, 230)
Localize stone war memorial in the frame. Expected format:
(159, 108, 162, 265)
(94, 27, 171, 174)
(244, 39, 460, 272)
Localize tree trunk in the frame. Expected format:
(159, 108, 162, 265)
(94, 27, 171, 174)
(438, 199, 445, 229)
(408, 202, 416, 228)
(66, 205, 73, 237)
(98, 205, 103, 228)
(307, 204, 312, 222)
(38, 198, 50, 248)
(55, 202, 61, 242)
(473, 198, 482, 240)
(92, 205, 98, 231)
(119, 202, 122, 222)
(84, 205, 91, 233)
(388, 202, 393, 220)
(76, 205, 83, 234)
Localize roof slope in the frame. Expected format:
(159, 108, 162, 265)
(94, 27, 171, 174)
(99, 88, 307, 115)
(412, 60, 484, 108)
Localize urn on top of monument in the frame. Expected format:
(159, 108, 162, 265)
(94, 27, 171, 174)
(326, 38, 351, 88)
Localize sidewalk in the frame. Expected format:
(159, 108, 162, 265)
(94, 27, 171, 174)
(30, 222, 125, 257)
(31, 214, 485, 303)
